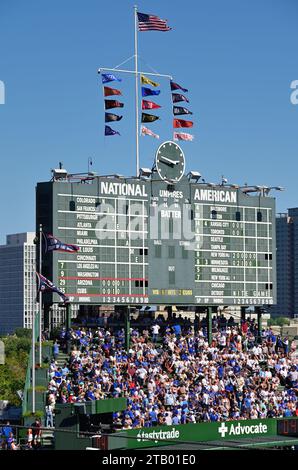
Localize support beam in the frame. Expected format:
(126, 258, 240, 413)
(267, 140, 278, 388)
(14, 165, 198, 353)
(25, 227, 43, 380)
(253, 306, 263, 343)
(241, 306, 247, 323)
(255, 306, 262, 343)
(207, 307, 213, 345)
(124, 306, 131, 352)
(66, 303, 71, 354)
(43, 303, 50, 332)
(167, 306, 173, 321)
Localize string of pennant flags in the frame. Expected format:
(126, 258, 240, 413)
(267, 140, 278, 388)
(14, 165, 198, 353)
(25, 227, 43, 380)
(102, 73, 123, 136)
(171, 81, 194, 142)
(100, 73, 195, 141)
(100, 11, 194, 142)
(140, 73, 161, 139)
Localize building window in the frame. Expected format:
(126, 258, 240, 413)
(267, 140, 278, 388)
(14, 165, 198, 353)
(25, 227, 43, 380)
(168, 246, 175, 259)
(169, 271, 175, 285)
(257, 211, 262, 222)
(155, 245, 161, 258)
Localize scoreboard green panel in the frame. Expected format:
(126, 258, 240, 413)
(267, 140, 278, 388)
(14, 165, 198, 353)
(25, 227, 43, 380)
(36, 176, 276, 307)
(36, 144, 276, 307)
(191, 187, 275, 306)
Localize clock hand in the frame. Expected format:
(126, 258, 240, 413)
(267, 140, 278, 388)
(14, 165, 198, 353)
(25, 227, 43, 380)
(159, 156, 179, 165)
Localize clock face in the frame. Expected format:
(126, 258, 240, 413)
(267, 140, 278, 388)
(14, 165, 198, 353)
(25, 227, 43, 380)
(155, 141, 185, 184)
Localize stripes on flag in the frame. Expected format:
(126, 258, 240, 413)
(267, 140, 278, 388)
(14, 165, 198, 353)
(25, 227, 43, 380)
(137, 12, 172, 32)
(37, 273, 69, 303)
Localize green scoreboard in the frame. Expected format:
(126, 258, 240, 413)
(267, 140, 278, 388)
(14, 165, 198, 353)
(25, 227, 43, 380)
(36, 143, 276, 307)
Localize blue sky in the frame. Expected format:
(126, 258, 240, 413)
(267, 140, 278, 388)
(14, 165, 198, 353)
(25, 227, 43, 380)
(0, 0, 297, 243)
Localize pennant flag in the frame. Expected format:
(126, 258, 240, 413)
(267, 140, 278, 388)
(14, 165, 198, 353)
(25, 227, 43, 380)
(172, 93, 189, 103)
(170, 81, 188, 93)
(104, 86, 122, 97)
(142, 113, 160, 123)
(37, 273, 69, 303)
(173, 106, 193, 116)
(105, 112, 123, 122)
(105, 125, 120, 136)
(173, 132, 194, 142)
(142, 87, 161, 97)
(173, 118, 193, 128)
(141, 74, 160, 87)
(142, 99, 161, 110)
(137, 12, 172, 32)
(141, 126, 159, 139)
(43, 233, 79, 254)
(104, 99, 124, 110)
(101, 73, 122, 84)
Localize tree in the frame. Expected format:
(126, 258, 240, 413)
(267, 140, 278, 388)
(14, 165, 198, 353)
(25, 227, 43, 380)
(14, 327, 32, 339)
(0, 335, 31, 406)
(268, 317, 291, 327)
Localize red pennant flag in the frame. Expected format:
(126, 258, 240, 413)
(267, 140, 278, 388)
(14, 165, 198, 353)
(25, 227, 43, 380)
(104, 86, 122, 97)
(173, 119, 193, 128)
(142, 99, 161, 110)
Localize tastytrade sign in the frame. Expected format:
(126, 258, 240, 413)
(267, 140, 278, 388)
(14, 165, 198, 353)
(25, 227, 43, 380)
(194, 189, 237, 203)
(137, 427, 180, 443)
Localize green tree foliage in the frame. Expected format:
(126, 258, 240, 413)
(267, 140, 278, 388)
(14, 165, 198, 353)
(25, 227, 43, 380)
(267, 316, 291, 327)
(0, 333, 31, 406)
(14, 327, 32, 339)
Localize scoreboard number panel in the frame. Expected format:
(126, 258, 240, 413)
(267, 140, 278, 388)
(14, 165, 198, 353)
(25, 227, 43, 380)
(51, 181, 149, 305)
(36, 141, 276, 306)
(192, 195, 275, 306)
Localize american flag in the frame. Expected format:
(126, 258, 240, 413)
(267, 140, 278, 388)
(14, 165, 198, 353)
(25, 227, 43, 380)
(137, 12, 172, 32)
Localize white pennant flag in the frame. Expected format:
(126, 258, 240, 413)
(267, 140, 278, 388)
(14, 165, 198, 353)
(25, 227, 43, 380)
(173, 132, 194, 142)
(141, 125, 159, 139)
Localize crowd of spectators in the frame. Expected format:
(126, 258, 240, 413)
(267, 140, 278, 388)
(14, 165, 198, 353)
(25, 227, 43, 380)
(0, 418, 42, 450)
(47, 316, 298, 430)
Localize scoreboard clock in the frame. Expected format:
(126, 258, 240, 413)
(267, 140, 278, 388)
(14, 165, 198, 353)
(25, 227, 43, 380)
(277, 419, 298, 436)
(155, 141, 185, 184)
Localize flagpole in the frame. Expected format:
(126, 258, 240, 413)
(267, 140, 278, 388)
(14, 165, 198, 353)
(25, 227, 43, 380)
(134, 5, 139, 177)
(32, 308, 35, 414)
(39, 224, 42, 366)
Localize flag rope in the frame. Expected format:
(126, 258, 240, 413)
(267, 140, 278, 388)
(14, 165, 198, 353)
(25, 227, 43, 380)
(98, 67, 172, 80)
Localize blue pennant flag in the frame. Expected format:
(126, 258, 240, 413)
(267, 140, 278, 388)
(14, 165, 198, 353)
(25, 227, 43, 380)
(37, 273, 69, 303)
(105, 125, 120, 136)
(43, 233, 79, 254)
(101, 73, 122, 84)
(141, 87, 161, 97)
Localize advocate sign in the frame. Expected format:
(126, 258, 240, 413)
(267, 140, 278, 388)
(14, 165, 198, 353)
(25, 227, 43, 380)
(124, 418, 277, 449)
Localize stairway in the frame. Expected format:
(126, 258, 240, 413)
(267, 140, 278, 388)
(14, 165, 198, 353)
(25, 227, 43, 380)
(41, 428, 55, 449)
(55, 352, 69, 368)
